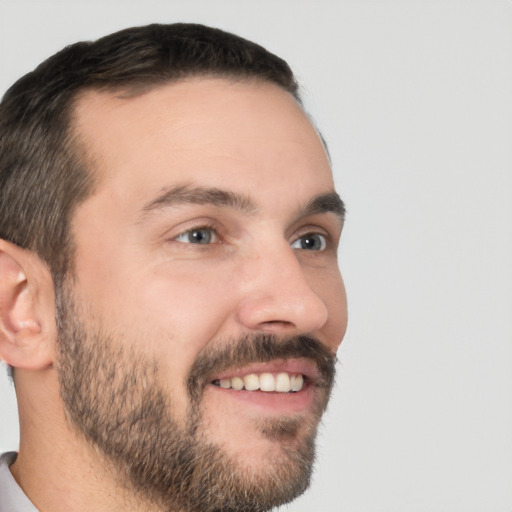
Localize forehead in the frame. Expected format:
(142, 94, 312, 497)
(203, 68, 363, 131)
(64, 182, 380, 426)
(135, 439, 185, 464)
(71, 78, 334, 216)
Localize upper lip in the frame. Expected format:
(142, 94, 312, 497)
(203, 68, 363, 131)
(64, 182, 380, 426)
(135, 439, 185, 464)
(210, 357, 320, 384)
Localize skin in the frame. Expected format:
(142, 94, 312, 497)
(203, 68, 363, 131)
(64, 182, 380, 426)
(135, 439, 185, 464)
(6, 78, 347, 511)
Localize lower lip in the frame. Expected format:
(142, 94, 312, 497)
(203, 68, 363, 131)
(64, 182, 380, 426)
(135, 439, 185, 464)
(207, 382, 316, 415)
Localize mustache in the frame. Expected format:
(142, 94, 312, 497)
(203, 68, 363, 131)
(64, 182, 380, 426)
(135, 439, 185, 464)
(186, 334, 337, 402)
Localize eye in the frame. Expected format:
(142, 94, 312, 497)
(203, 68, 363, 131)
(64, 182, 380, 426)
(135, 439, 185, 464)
(291, 233, 327, 251)
(174, 227, 219, 245)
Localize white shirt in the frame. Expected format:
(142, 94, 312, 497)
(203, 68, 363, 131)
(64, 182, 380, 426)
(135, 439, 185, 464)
(0, 453, 38, 511)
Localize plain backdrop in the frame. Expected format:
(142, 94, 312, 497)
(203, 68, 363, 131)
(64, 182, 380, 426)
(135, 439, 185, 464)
(1, 1, 511, 511)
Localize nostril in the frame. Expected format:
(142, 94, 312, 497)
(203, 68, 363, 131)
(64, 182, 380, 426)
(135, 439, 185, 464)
(259, 320, 295, 330)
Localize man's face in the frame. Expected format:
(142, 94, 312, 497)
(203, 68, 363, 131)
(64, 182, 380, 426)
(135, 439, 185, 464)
(58, 78, 347, 511)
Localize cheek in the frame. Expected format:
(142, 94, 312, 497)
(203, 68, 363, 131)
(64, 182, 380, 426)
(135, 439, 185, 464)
(106, 262, 239, 420)
(136, 260, 237, 360)
(314, 267, 348, 352)
(332, 276, 348, 345)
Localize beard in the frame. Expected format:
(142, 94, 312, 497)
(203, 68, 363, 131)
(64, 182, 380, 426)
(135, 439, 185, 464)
(54, 284, 336, 512)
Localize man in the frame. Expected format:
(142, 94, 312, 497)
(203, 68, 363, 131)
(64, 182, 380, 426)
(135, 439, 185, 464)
(0, 23, 347, 512)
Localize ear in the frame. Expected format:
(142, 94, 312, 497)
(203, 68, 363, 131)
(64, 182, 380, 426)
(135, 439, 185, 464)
(0, 240, 57, 370)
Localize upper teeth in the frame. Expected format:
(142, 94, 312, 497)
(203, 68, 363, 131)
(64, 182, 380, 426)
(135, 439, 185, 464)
(214, 373, 304, 393)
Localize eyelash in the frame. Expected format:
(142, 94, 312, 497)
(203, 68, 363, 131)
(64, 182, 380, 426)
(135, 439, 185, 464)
(291, 233, 328, 251)
(173, 224, 220, 245)
(173, 225, 329, 251)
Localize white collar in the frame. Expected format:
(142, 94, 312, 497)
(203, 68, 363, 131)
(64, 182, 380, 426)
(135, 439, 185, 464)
(0, 452, 38, 512)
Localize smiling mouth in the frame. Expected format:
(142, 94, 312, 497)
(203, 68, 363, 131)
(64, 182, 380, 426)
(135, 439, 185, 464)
(211, 372, 305, 393)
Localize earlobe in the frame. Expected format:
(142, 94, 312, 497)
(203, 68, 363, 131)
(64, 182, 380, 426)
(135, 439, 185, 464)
(0, 240, 56, 370)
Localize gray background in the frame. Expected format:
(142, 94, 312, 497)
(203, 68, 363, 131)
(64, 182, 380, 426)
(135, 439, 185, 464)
(1, 1, 511, 511)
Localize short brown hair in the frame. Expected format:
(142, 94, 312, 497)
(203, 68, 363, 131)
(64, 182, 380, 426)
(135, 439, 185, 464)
(0, 23, 299, 285)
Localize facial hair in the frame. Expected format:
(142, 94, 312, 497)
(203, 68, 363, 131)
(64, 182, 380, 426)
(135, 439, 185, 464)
(54, 285, 337, 512)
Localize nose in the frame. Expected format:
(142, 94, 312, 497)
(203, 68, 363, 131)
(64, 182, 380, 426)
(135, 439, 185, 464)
(236, 244, 329, 335)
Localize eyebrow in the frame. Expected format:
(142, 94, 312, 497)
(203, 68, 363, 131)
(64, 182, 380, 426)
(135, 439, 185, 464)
(300, 191, 345, 222)
(141, 185, 257, 216)
(140, 184, 345, 222)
